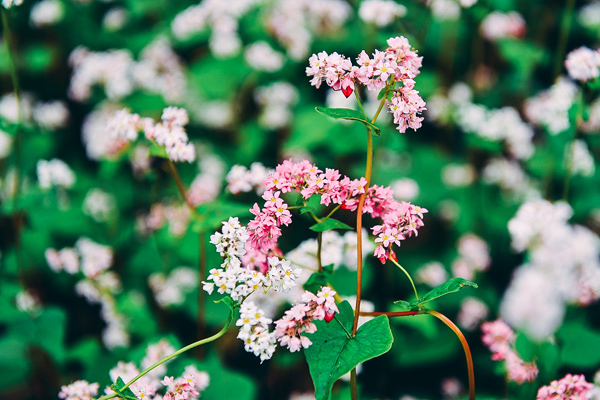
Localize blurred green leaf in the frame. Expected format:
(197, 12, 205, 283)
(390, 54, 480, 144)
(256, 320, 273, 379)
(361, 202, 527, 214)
(315, 107, 381, 136)
(309, 218, 353, 232)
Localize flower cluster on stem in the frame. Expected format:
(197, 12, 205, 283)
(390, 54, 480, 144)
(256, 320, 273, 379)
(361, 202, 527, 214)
(536, 374, 594, 400)
(306, 36, 426, 132)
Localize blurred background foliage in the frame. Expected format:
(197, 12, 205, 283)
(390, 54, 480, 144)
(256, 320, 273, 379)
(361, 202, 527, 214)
(0, 0, 600, 399)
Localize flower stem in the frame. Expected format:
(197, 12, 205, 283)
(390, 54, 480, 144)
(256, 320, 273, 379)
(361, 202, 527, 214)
(350, 368, 358, 400)
(352, 127, 373, 335)
(96, 309, 234, 400)
(317, 232, 323, 273)
(426, 309, 475, 400)
(554, 0, 576, 79)
(389, 258, 419, 300)
(323, 204, 342, 220)
(196, 230, 207, 358)
(562, 87, 584, 202)
(165, 159, 202, 222)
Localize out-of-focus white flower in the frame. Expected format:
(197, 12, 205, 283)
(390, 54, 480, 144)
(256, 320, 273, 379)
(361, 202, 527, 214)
(244, 41, 285, 72)
(358, 0, 406, 26)
(441, 164, 476, 188)
(103, 7, 129, 31)
(525, 77, 578, 135)
(29, 0, 64, 27)
(83, 188, 117, 222)
(564, 139, 595, 177)
(0, 130, 12, 158)
(33, 100, 69, 130)
(565, 46, 600, 82)
(416, 261, 448, 287)
(390, 178, 419, 201)
(37, 159, 75, 189)
(480, 11, 526, 41)
(2, 0, 23, 9)
(428, 0, 460, 21)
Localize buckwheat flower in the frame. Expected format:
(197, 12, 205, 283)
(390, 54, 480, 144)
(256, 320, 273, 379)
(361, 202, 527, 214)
(244, 41, 285, 72)
(0, 92, 33, 122)
(359, 0, 406, 26)
(103, 7, 129, 31)
(579, 2, 600, 29)
(58, 380, 99, 400)
(142, 340, 176, 379)
(524, 77, 578, 135)
(76, 237, 113, 278)
(428, 0, 461, 21)
(441, 377, 463, 399)
(2, 0, 22, 8)
(416, 261, 448, 287)
(506, 351, 538, 384)
(15, 289, 42, 316)
(387, 84, 427, 133)
(29, 0, 64, 27)
(37, 159, 76, 189)
(266, 257, 303, 293)
(458, 297, 489, 331)
(481, 319, 515, 360)
(565, 46, 600, 82)
(32, 100, 69, 130)
(480, 11, 526, 41)
(83, 188, 117, 222)
(0, 130, 12, 159)
(390, 178, 419, 201)
(441, 164, 476, 188)
(564, 139, 595, 177)
(537, 374, 595, 400)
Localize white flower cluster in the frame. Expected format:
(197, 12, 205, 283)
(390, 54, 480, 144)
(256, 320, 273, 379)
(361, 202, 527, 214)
(83, 188, 117, 222)
(236, 300, 278, 362)
(524, 77, 578, 135)
(69, 38, 186, 103)
(171, 0, 259, 58)
(416, 261, 448, 287)
(29, 0, 64, 28)
(254, 81, 299, 129)
(45, 238, 129, 349)
(0, 92, 69, 130)
(451, 233, 491, 281)
(226, 162, 272, 195)
(501, 200, 600, 339)
(480, 11, 526, 41)
(266, 0, 351, 60)
(358, 0, 406, 27)
(482, 158, 540, 201)
(15, 289, 42, 317)
(149, 267, 198, 308)
(244, 41, 285, 72)
(82, 103, 129, 161)
(565, 46, 600, 82)
(441, 163, 476, 188)
(141, 339, 177, 379)
(187, 151, 226, 207)
(2, 0, 23, 9)
(267, 257, 303, 293)
(457, 297, 489, 331)
(37, 159, 76, 189)
(286, 229, 374, 271)
(579, 2, 600, 29)
(390, 178, 420, 201)
(139, 203, 191, 237)
(107, 107, 195, 163)
(564, 139, 595, 177)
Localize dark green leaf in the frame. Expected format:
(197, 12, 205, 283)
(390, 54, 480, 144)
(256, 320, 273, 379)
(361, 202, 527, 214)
(309, 218, 353, 232)
(214, 296, 237, 311)
(148, 145, 168, 159)
(377, 87, 387, 100)
(304, 301, 394, 400)
(314, 107, 382, 136)
(557, 322, 600, 368)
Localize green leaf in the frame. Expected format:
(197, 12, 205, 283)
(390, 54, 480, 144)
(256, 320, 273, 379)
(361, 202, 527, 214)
(112, 377, 138, 400)
(314, 107, 382, 136)
(214, 296, 237, 311)
(148, 145, 168, 159)
(376, 87, 387, 100)
(304, 301, 394, 400)
(557, 322, 600, 368)
(309, 218, 353, 232)
(395, 277, 478, 310)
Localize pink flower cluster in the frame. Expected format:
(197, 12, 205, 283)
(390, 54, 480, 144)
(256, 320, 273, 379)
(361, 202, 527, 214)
(481, 319, 539, 384)
(274, 287, 339, 352)
(537, 374, 594, 400)
(161, 374, 200, 400)
(306, 36, 426, 132)
(246, 159, 427, 264)
(107, 107, 195, 163)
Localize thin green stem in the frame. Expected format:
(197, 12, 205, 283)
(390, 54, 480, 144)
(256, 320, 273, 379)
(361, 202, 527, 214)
(554, 0, 576, 79)
(97, 309, 234, 400)
(563, 88, 584, 202)
(323, 204, 342, 221)
(371, 81, 394, 125)
(389, 258, 419, 300)
(354, 88, 368, 119)
(196, 231, 207, 358)
(307, 210, 322, 223)
(317, 232, 323, 273)
(426, 310, 475, 400)
(165, 160, 202, 222)
(360, 310, 422, 317)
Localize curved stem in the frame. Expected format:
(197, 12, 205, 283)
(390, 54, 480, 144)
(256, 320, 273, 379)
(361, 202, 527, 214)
(323, 204, 342, 221)
(196, 230, 207, 358)
(97, 309, 234, 400)
(426, 309, 475, 400)
(359, 310, 422, 317)
(389, 258, 419, 300)
(354, 88, 368, 119)
(165, 160, 202, 222)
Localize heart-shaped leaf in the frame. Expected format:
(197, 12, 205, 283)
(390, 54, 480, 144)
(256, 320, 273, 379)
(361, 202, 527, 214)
(309, 218, 353, 232)
(315, 107, 382, 136)
(304, 301, 394, 400)
(395, 277, 478, 310)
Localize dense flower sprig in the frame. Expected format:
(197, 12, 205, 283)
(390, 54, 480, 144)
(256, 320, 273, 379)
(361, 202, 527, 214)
(536, 374, 594, 400)
(107, 107, 195, 162)
(246, 159, 427, 263)
(481, 319, 539, 384)
(274, 287, 339, 352)
(306, 36, 426, 132)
